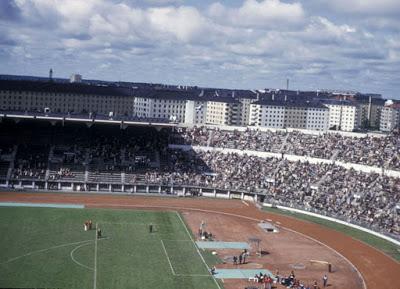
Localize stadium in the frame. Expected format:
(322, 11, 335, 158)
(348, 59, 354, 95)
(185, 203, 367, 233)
(0, 102, 399, 289)
(1, 0, 400, 287)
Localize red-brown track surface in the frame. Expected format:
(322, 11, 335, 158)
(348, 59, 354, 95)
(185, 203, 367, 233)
(0, 192, 399, 289)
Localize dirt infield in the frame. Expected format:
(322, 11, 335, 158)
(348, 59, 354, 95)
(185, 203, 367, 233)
(0, 192, 399, 289)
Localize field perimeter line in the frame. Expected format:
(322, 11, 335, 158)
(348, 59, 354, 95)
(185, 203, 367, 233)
(176, 212, 222, 289)
(161, 239, 176, 275)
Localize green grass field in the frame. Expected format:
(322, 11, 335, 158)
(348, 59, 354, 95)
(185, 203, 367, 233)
(264, 207, 400, 261)
(0, 207, 222, 289)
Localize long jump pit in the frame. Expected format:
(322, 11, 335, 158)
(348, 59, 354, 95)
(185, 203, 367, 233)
(0, 192, 399, 289)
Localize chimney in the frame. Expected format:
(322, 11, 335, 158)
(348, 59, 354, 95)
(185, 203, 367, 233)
(286, 78, 289, 90)
(49, 68, 53, 81)
(367, 95, 372, 127)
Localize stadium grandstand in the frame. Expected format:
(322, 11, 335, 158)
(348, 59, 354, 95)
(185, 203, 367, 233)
(0, 118, 399, 241)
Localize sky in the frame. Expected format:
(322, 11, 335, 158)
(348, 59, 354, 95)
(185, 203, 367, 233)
(0, 0, 399, 98)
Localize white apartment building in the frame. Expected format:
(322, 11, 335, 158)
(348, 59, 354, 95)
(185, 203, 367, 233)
(205, 100, 242, 126)
(238, 96, 257, 126)
(133, 95, 186, 122)
(0, 79, 134, 116)
(380, 103, 400, 132)
(184, 100, 207, 125)
(324, 101, 361, 132)
(0, 77, 386, 133)
(250, 103, 286, 128)
(250, 100, 329, 131)
(306, 107, 330, 131)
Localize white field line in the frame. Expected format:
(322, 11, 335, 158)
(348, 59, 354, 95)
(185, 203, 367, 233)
(176, 274, 210, 277)
(98, 222, 150, 226)
(70, 242, 94, 271)
(241, 201, 249, 206)
(0, 239, 93, 265)
(93, 223, 98, 289)
(161, 239, 209, 277)
(162, 239, 192, 242)
(70, 237, 110, 271)
(176, 212, 222, 289)
(86, 202, 368, 288)
(160, 239, 176, 276)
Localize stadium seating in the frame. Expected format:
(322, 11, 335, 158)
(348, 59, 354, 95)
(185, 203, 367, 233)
(0, 120, 399, 239)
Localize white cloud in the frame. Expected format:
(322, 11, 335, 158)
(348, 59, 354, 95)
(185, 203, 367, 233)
(320, 0, 400, 15)
(1, 0, 399, 97)
(208, 0, 305, 29)
(144, 0, 183, 4)
(147, 6, 211, 42)
(297, 17, 357, 45)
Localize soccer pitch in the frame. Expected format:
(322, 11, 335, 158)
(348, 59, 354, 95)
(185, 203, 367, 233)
(0, 206, 221, 289)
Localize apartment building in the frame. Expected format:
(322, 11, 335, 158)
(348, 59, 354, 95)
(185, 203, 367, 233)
(357, 97, 385, 129)
(205, 100, 242, 126)
(380, 102, 400, 132)
(132, 90, 187, 122)
(184, 100, 207, 125)
(0, 79, 134, 116)
(323, 100, 361, 131)
(250, 99, 329, 130)
(0, 76, 389, 132)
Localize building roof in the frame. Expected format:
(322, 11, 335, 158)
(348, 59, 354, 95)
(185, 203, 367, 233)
(0, 79, 135, 97)
(133, 88, 256, 103)
(254, 98, 327, 109)
(321, 99, 358, 107)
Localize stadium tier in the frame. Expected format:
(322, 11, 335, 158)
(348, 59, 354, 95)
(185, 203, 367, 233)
(173, 126, 400, 171)
(0, 119, 399, 240)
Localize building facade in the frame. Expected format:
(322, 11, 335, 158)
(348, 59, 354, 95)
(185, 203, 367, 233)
(0, 77, 390, 133)
(250, 100, 329, 131)
(0, 80, 134, 116)
(133, 96, 186, 122)
(324, 101, 361, 131)
(184, 100, 207, 125)
(380, 104, 400, 132)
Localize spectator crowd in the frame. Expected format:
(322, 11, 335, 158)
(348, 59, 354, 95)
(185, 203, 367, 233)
(139, 149, 400, 238)
(173, 127, 400, 170)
